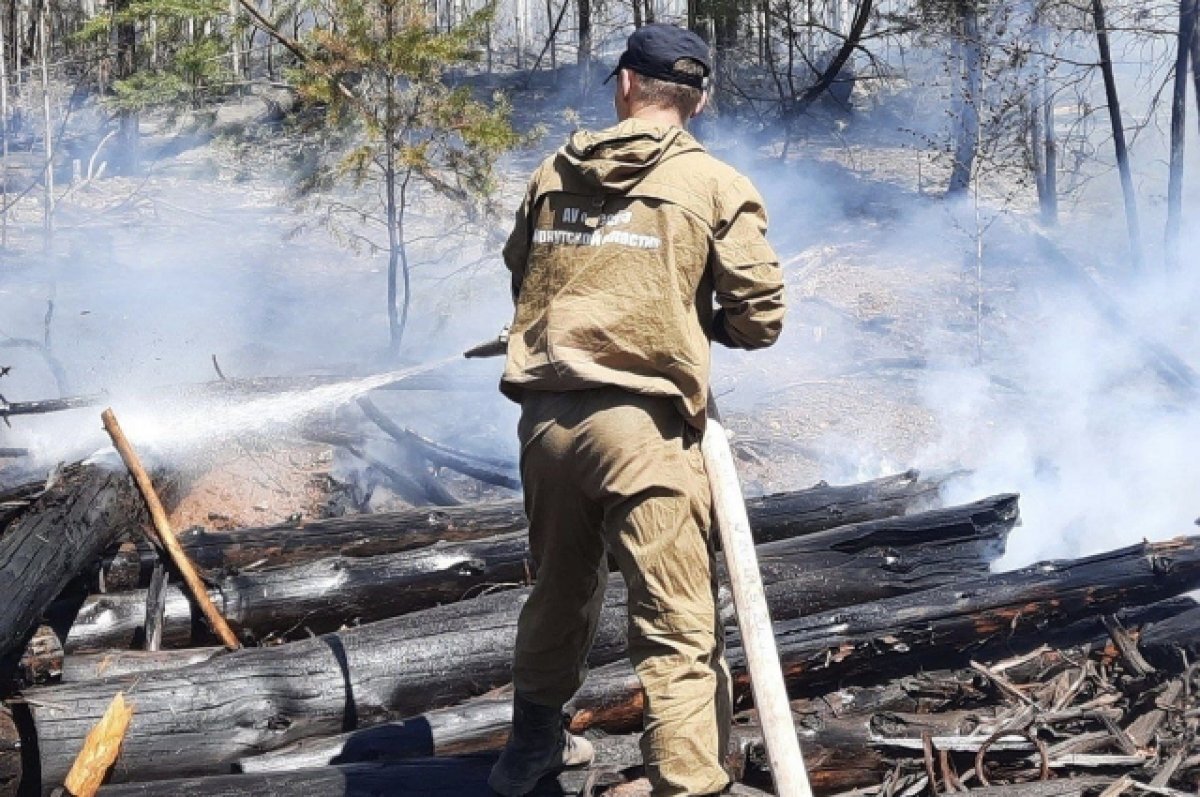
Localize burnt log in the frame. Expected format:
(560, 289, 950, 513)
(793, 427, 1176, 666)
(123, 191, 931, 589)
(97, 749, 774, 797)
(0, 479, 47, 531)
(1136, 603, 1200, 669)
(104, 469, 947, 585)
(760, 535, 1200, 690)
(94, 756, 600, 797)
(8, 533, 1200, 790)
(235, 666, 976, 788)
(65, 494, 1015, 650)
(240, 599, 1192, 785)
(62, 649, 223, 682)
(0, 464, 129, 681)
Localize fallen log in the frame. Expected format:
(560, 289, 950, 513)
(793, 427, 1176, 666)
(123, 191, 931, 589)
(94, 756, 590, 797)
(63, 649, 223, 682)
(9, 533, 1200, 790)
(0, 464, 129, 682)
(1135, 603, 1200, 669)
(760, 534, 1200, 690)
(236, 674, 975, 791)
(238, 598, 1193, 785)
(65, 494, 1015, 650)
(102, 469, 948, 585)
(96, 750, 775, 797)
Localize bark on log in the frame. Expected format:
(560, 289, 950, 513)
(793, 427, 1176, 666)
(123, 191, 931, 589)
(94, 756, 594, 797)
(9, 533, 1200, 790)
(65, 649, 223, 682)
(237, 599, 1190, 785)
(66, 494, 1014, 650)
(106, 469, 947, 584)
(238, 682, 974, 792)
(0, 464, 129, 682)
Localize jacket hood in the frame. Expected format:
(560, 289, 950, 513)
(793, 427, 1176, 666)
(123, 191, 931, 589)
(560, 119, 704, 193)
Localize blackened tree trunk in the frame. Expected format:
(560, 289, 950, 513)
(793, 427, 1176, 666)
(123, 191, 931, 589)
(0, 465, 129, 680)
(1166, 0, 1197, 271)
(1030, 15, 1058, 226)
(63, 495, 1016, 651)
(577, 0, 591, 99)
(1093, 0, 1144, 271)
(236, 599, 1195, 782)
(756, 535, 1200, 689)
(111, 0, 138, 174)
(947, 0, 981, 197)
(103, 470, 946, 586)
(1040, 62, 1058, 226)
(1191, 15, 1200, 132)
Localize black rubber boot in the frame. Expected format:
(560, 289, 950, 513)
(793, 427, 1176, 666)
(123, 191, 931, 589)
(487, 695, 595, 796)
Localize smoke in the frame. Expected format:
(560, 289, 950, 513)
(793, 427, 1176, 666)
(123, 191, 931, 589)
(0, 146, 521, 476)
(2, 16, 1197, 564)
(920, 257, 1200, 569)
(701, 106, 1200, 571)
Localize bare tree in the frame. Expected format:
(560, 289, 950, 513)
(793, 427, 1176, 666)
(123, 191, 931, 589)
(0, 3, 9, 250)
(38, 2, 51, 243)
(1166, 0, 1197, 270)
(1092, 0, 1143, 271)
(947, 0, 982, 197)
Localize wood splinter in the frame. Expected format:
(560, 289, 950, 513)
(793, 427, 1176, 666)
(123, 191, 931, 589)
(100, 408, 241, 651)
(61, 691, 133, 797)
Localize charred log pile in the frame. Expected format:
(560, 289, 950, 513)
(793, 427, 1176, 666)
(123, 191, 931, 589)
(1, 457, 1198, 797)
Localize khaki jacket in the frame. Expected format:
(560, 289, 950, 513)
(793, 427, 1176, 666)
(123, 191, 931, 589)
(500, 118, 785, 428)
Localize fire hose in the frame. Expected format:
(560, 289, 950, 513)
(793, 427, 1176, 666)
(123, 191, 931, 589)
(464, 330, 813, 796)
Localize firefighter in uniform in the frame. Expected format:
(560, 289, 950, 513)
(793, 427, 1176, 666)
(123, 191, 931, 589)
(489, 23, 785, 797)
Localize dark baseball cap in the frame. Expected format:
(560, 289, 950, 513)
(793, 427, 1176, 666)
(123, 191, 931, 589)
(605, 24, 711, 90)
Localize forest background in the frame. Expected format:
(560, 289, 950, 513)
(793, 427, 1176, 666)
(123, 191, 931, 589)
(0, 0, 1198, 568)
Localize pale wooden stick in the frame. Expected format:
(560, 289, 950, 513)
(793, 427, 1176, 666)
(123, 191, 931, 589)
(101, 408, 241, 650)
(62, 691, 134, 797)
(703, 409, 812, 797)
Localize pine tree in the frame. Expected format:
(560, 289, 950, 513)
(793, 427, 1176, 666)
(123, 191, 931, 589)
(76, 0, 235, 112)
(291, 0, 522, 354)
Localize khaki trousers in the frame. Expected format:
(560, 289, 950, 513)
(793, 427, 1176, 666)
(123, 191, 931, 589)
(512, 387, 732, 796)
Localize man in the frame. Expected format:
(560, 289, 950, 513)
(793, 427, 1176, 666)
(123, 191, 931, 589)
(490, 23, 785, 797)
